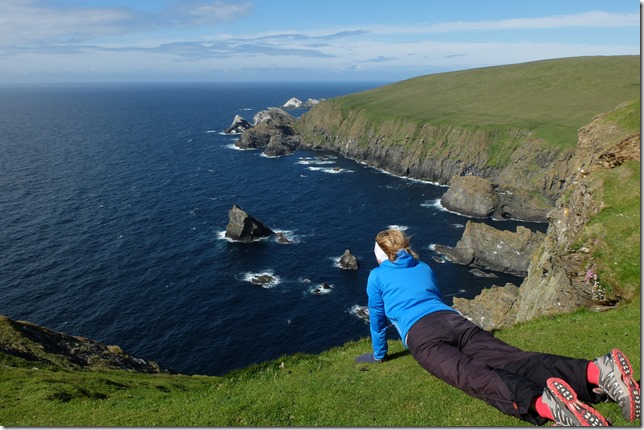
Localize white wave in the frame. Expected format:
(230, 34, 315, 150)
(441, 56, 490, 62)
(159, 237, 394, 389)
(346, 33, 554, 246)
(205, 130, 218, 134)
(348, 304, 370, 323)
(428, 243, 437, 251)
(296, 159, 335, 165)
(421, 198, 446, 211)
(424, 197, 476, 218)
(387, 225, 408, 232)
(329, 255, 343, 269)
(239, 108, 253, 111)
(225, 143, 256, 151)
(260, 152, 280, 159)
(273, 229, 301, 244)
(308, 283, 333, 295)
(451, 223, 465, 229)
(241, 270, 281, 289)
(355, 161, 445, 186)
(217, 230, 271, 243)
(307, 166, 353, 174)
(217, 230, 235, 242)
(431, 255, 447, 264)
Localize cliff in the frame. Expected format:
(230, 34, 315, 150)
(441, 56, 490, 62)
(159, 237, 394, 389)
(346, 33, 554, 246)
(453, 99, 640, 329)
(294, 56, 640, 220)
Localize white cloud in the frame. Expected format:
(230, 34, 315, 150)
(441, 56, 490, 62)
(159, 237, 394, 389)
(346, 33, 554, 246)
(370, 11, 640, 34)
(0, 0, 254, 46)
(0, 0, 136, 45)
(176, 0, 253, 25)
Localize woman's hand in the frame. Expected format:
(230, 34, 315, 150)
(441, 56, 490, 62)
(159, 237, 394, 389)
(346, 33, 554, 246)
(354, 352, 385, 363)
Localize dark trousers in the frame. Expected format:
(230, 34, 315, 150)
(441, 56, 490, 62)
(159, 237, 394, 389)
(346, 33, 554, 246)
(406, 311, 602, 425)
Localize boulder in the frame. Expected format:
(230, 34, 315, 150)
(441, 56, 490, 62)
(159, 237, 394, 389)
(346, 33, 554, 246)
(250, 274, 277, 286)
(225, 205, 274, 242)
(225, 114, 252, 134)
(275, 232, 291, 244)
(338, 249, 359, 270)
(433, 221, 545, 276)
(440, 175, 497, 218)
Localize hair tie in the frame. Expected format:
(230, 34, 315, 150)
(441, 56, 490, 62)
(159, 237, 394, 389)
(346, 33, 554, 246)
(374, 242, 389, 263)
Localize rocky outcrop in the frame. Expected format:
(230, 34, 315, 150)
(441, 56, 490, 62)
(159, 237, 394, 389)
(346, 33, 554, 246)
(440, 176, 497, 218)
(225, 205, 274, 242)
(0, 315, 168, 373)
(338, 249, 359, 270)
(453, 284, 520, 331)
(225, 115, 252, 134)
(434, 221, 545, 277)
(282, 97, 320, 109)
(283, 97, 303, 108)
(237, 108, 300, 156)
(304, 98, 321, 108)
(440, 175, 552, 222)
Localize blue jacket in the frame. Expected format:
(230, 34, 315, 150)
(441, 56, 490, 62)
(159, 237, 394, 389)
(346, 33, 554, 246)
(367, 249, 457, 360)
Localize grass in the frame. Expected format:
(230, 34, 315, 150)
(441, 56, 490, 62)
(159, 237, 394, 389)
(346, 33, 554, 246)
(0, 301, 640, 426)
(585, 159, 641, 299)
(332, 56, 640, 149)
(570, 98, 641, 301)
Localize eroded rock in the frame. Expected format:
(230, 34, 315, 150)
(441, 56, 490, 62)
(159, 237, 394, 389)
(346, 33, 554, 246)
(225, 205, 274, 242)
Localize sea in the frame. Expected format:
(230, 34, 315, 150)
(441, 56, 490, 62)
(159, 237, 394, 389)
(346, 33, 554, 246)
(0, 82, 546, 376)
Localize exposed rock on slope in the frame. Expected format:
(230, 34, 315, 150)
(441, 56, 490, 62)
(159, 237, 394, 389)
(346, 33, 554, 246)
(434, 222, 545, 277)
(440, 175, 553, 221)
(0, 315, 167, 373)
(296, 103, 575, 212)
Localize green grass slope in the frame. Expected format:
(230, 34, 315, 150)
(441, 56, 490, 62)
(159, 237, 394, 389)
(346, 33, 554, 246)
(333, 56, 640, 148)
(0, 302, 639, 426)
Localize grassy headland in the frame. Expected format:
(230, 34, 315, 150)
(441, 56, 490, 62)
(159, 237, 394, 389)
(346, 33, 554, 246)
(331, 56, 640, 149)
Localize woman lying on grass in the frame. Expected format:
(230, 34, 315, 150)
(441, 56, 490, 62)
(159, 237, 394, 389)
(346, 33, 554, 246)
(356, 229, 640, 426)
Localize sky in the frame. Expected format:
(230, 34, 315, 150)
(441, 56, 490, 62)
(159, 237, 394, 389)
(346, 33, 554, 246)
(0, 0, 640, 83)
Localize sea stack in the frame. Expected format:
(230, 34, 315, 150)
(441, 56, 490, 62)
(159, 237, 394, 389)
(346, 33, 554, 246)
(225, 205, 274, 242)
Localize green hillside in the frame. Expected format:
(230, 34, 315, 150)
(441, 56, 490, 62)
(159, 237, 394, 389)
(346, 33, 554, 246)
(332, 56, 640, 148)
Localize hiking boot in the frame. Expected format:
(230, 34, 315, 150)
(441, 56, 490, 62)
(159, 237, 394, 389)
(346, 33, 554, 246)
(543, 377, 609, 426)
(594, 348, 641, 422)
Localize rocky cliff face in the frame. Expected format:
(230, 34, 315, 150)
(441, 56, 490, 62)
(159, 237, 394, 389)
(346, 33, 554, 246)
(295, 101, 576, 211)
(453, 102, 640, 330)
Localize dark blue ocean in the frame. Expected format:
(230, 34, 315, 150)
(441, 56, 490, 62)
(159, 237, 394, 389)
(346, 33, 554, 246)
(0, 82, 544, 376)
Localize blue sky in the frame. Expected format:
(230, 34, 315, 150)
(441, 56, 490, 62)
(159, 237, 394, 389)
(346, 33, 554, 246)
(1, 0, 639, 83)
